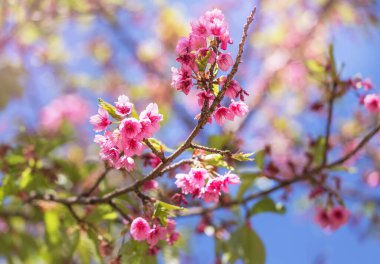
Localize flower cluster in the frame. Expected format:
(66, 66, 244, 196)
(130, 217, 180, 248)
(314, 206, 350, 231)
(171, 8, 249, 126)
(90, 95, 163, 171)
(175, 168, 240, 203)
(349, 76, 373, 90)
(347, 76, 379, 113)
(363, 94, 380, 113)
(40, 94, 90, 132)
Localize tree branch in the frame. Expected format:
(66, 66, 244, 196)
(322, 81, 338, 166)
(190, 143, 231, 156)
(143, 138, 166, 161)
(180, 122, 380, 217)
(81, 167, 111, 197)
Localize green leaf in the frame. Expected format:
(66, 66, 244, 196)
(208, 134, 232, 149)
(157, 200, 185, 211)
(146, 138, 173, 152)
(98, 98, 121, 119)
(232, 152, 254, 162)
(212, 83, 219, 96)
(306, 60, 325, 73)
(44, 210, 61, 245)
(120, 240, 157, 264)
(203, 153, 233, 170)
(310, 137, 326, 167)
(0, 175, 16, 203)
(78, 232, 100, 264)
(102, 212, 118, 220)
(237, 172, 260, 199)
(328, 43, 337, 80)
(153, 201, 184, 226)
(255, 150, 265, 170)
(5, 153, 25, 165)
(228, 225, 266, 264)
(196, 50, 211, 72)
(329, 165, 356, 173)
(249, 197, 286, 217)
(19, 167, 33, 189)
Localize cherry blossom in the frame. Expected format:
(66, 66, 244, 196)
(130, 217, 150, 241)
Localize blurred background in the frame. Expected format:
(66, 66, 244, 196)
(0, 0, 380, 263)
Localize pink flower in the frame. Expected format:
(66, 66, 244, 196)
(171, 67, 193, 95)
(95, 131, 120, 166)
(197, 91, 215, 108)
(171, 193, 188, 205)
(166, 219, 177, 234)
(229, 100, 249, 117)
(314, 206, 350, 231)
(365, 171, 380, 188)
(176, 53, 197, 68)
(142, 153, 162, 168)
(213, 106, 234, 125)
(314, 207, 330, 229)
(203, 189, 220, 203)
(142, 180, 159, 191)
(220, 76, 242, 99)
(202, 177, 223, 203)
(119, 118, 141, 139)
(123, 138, 145, 156)
(90, 107, 112, 132)
(221, 173, 240, 192)
(220, 30, 233, 50)
(217, 53, 233, 71)
(197, 48, 216, 65)
(191, 17, 209, 37)
(148, 246, 159, 256)
(188, 168, 209, 188)
(204, 8, 225, 23)
(363, 94, 380, 113)
(175, 173, 194, 194)
(209, 19, 227, 37)
(147, 225, 167, 246)
(115, 156, 135, 171)
(40, 94, 90, 133)
(40, 109, 63, 132)
(190, 34, 207, 51)
(139, 103, 163, 135)
(115, 95, 133, 116)
(350, 77, 373, 90)
(329, 206, 350, 231)
(167, 232, 180, 246)
(130, 217, 150, 241)
(176, 37, 190, 55)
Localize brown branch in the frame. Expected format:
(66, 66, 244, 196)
(322, 80, 338, 166)
(143, 138, 166, 162)
(325, 122, 380, 169)
(109, 200, 132, 223)
(160, 159, 195, 174)
(190, 143, 231, 156)
(81, 167, 111, 197)
(181, 122, 380, 217)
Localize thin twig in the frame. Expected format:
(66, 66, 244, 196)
(180, 122, 380, 217)
(109, 200, 132, 223)
(143, 138, 166, 161)
(326, 122, 380, 169)
(322, 82, 338, 166)
(82, 167, 111, 197)
(160, 159, 195, 174)
(190, 143, 231, 156)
